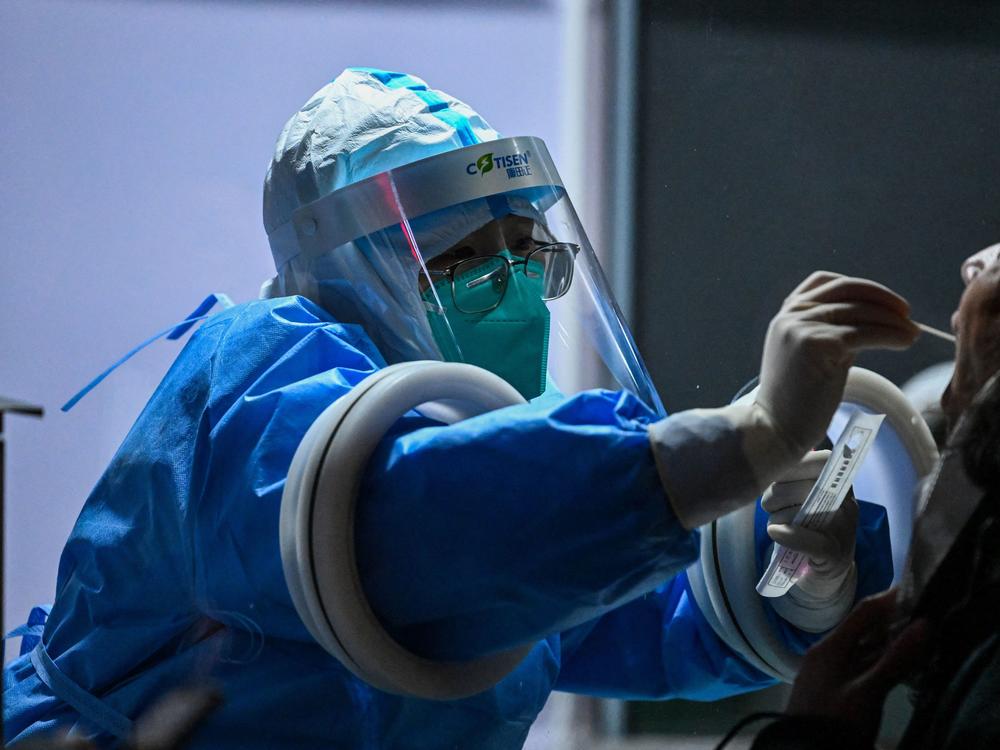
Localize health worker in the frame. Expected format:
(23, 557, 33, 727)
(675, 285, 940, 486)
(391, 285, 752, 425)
(3, 68, 916, 749)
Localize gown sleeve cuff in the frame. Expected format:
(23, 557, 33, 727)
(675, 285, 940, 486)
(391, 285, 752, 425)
(647, 401, 801, 530)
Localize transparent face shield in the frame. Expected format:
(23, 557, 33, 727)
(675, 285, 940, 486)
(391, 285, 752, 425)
(267, 136, 664, 415)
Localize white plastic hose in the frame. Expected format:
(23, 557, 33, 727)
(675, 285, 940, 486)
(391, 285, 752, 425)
(280, 361, 531, 700)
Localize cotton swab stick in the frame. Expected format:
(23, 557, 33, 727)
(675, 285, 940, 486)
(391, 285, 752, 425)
(797, 300, 955, 344)
(913, 321, 956, 343)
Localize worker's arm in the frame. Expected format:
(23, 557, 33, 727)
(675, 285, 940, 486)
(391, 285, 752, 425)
(196, 298, 697, 653)
(355, 387, 698, 661)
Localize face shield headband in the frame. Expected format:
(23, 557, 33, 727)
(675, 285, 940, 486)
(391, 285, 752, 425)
(266, 137, 564, 272)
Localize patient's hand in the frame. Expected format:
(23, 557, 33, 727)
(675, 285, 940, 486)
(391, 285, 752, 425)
(785, 590, 929, 746)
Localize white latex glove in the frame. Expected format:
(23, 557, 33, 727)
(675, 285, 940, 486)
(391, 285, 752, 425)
(763, 450, 859, 632)
(753, 272, 918, 471)
(649, 272, 917, 530)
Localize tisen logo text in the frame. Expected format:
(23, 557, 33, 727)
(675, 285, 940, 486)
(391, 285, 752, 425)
(466, 151, 533, 179)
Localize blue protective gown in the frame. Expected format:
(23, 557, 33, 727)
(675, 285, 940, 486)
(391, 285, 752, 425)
(3, 297, 892, 748)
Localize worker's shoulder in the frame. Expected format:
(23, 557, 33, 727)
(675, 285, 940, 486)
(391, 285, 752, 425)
(202, 295, 379, 356)
(168, 297, 385, 391)
(210, 294, 339, 328)
(172, 295, 383, 407)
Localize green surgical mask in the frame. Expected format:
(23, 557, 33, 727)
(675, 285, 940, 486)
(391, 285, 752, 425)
(422, 251, 551, 400)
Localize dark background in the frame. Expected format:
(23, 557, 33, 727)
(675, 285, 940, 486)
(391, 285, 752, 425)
(628, 0, 998, 736)
(632, 0, 1000, 415)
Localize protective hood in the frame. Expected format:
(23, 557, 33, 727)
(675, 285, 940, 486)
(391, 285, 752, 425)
(262, 69, 662, 413)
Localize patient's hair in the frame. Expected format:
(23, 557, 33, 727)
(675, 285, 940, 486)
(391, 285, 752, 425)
(905, 373, 1000, 738)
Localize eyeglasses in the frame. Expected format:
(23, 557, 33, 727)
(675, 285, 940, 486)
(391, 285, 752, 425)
(427, 242, 580, 314)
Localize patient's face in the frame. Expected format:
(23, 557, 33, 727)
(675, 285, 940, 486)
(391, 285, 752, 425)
(943, 242, 1000, 427)
(959, 243, 1000, 287)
